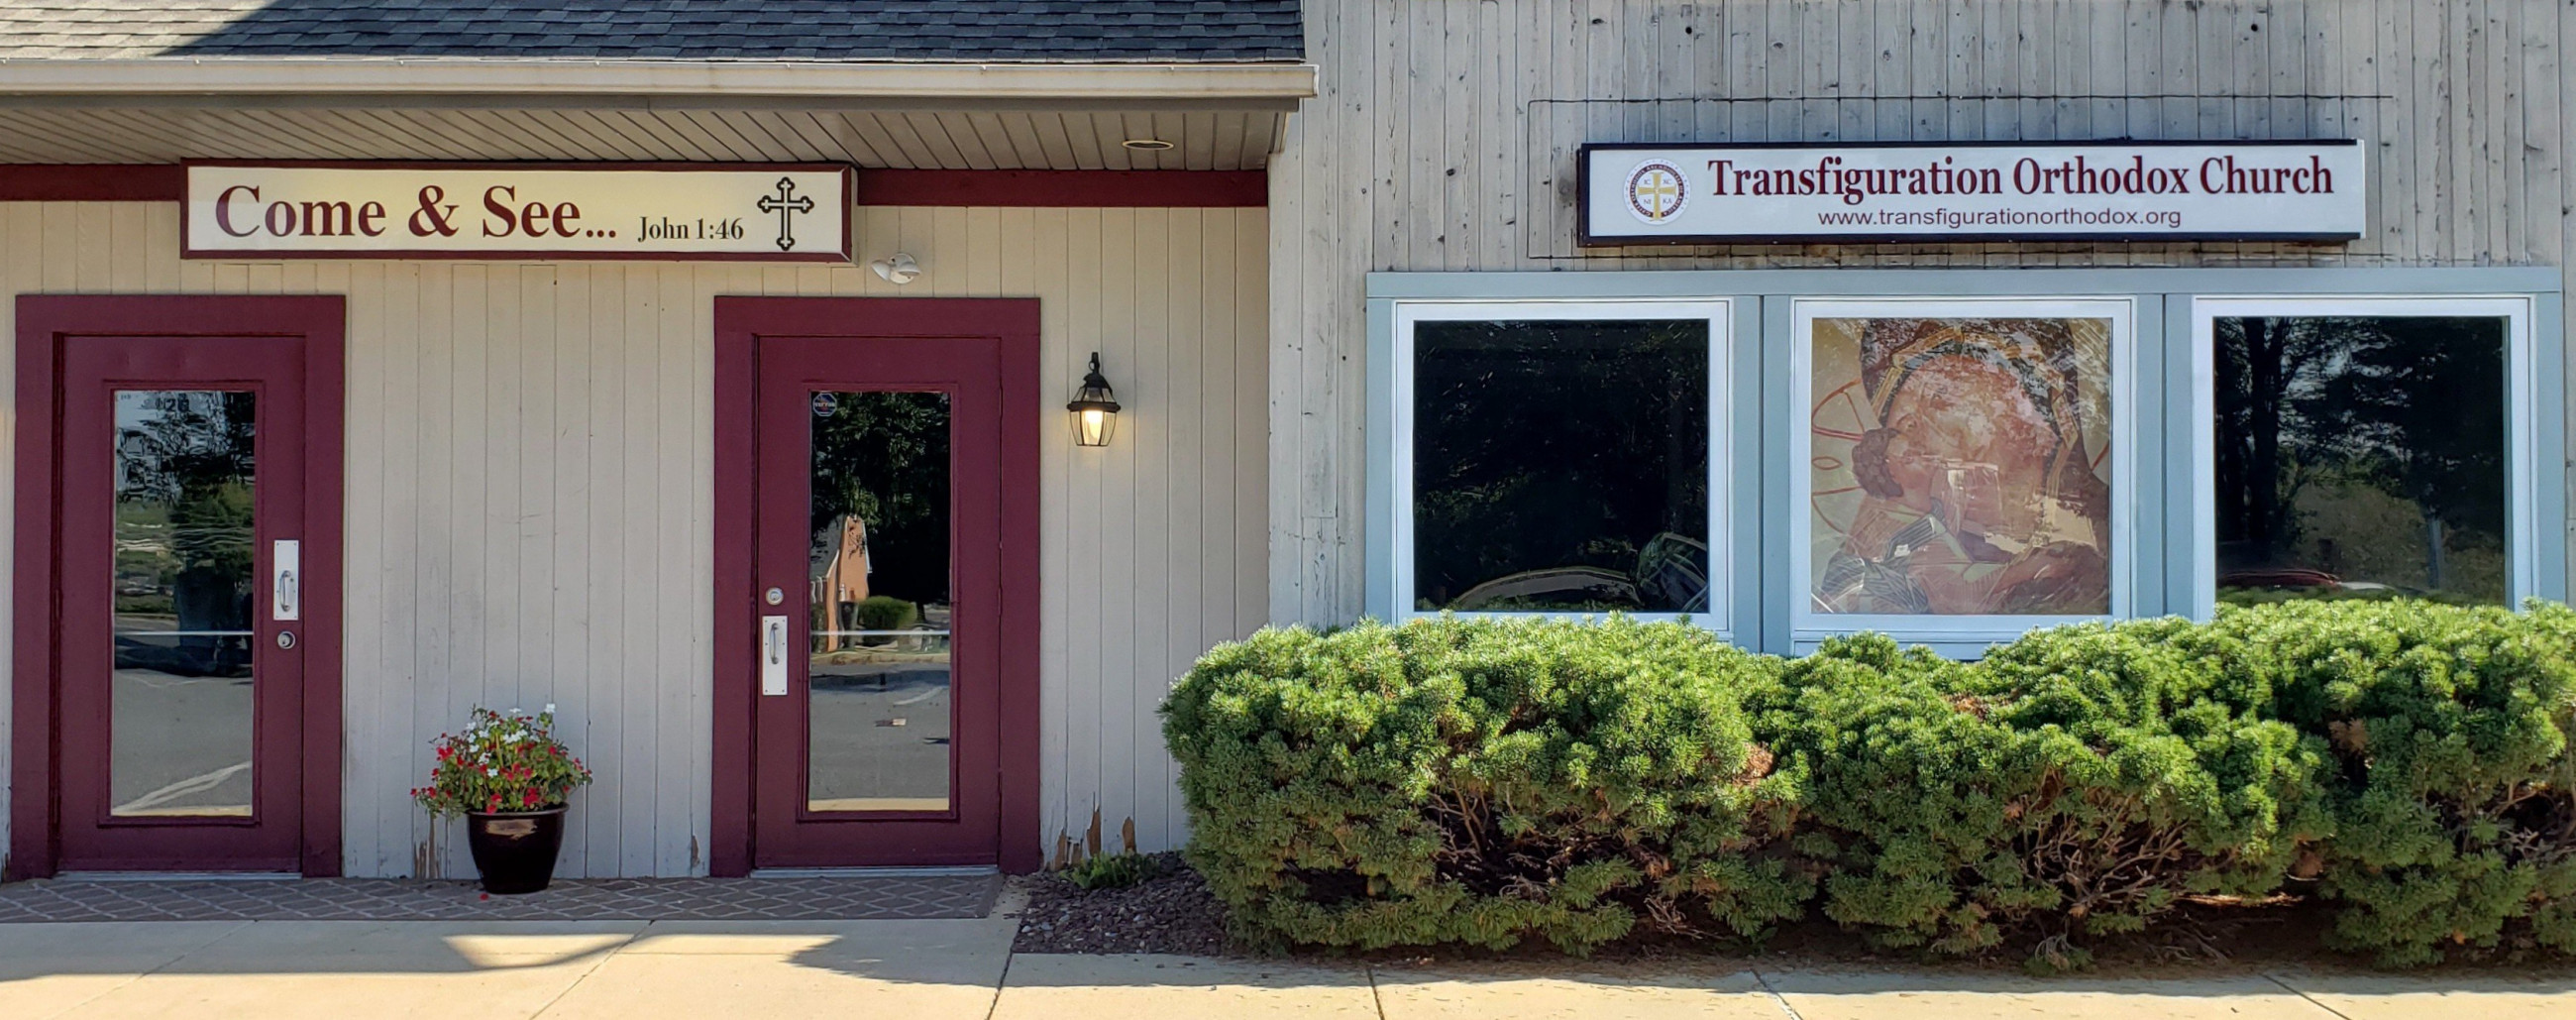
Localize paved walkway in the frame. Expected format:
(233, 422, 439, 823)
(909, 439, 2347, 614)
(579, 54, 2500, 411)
(0, 874, 1003, 923)
(3, 898, 2572, 1019)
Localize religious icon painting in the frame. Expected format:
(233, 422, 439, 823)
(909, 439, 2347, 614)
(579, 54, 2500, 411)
(1796, 299, 2130, 627)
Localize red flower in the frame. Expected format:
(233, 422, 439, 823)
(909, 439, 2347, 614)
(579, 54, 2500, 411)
(522, 788, 542, 807)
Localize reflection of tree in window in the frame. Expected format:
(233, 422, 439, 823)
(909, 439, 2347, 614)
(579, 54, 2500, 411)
(2213, 316, 2506, 605)
(114, 392, 256, 676)
(1412, 320, 1708, 613)
(809, 393, 952, 617)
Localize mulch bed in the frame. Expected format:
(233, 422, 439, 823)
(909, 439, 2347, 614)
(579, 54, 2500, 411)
(1011, 852, 1231, 956)
(1012, 858, 2576, 976)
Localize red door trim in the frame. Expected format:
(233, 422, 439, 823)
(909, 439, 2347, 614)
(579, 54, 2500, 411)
(0, 166, 185, 202)
(0, 165, 1266, 208)
(710, 296, 1040, 875)
(8, 295, 346, 880)
(855, 170, 1267, 207)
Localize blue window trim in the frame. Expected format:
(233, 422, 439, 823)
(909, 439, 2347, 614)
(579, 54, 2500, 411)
(1366, 268, 2568, 655)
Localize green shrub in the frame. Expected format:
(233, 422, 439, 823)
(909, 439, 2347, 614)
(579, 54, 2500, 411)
(1063, 851, 1162, 890)
(1163, 601, 2576, 968)
(2213, 600, 2576, 966)
(1754, 624, 2332, 970)
(854, 595, 918, 634)
(1162, 617, 1808, 955)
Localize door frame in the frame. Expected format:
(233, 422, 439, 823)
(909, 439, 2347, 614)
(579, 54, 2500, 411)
(8, 295, 347, 879)
(710, 296, 1040, 875)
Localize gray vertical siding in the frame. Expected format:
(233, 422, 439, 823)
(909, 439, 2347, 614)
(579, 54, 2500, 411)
(1268, 0, 2576, 625)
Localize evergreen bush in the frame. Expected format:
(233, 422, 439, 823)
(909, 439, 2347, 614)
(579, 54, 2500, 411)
(1754, 625, 2331, 969)
(1162, 617, 1807, 954)
(2213, 600, 2576, 965)
(1162, 602, 2576, 968)
(854, 595, 919, 632)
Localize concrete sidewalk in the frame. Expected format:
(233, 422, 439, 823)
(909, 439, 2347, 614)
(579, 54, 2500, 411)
(4, 909, 2573, 1019)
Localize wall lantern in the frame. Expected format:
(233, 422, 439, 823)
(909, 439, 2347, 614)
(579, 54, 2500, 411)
(1066, 352, 1122, 448)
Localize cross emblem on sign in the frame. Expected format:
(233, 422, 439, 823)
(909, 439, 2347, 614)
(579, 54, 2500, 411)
(1635, 172, 1679, 214)
(758, 176, 815, 252)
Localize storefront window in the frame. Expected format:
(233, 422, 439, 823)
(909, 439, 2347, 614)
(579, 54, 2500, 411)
(1373, 274, 2559, 652)
(1395, 301, 1729, 623)
(1792, 298, 2132, 639)
(2202, 305, 2521, 607)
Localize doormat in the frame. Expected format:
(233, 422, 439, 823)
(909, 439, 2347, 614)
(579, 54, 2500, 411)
(0, 873, 1003, 923)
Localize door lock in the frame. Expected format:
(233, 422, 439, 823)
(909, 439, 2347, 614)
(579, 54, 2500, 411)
(275, 630, 297, 650)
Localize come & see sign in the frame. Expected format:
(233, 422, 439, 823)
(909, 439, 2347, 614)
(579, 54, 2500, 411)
(182, 162, 854, 261)
(1579, 140, 2366, 246)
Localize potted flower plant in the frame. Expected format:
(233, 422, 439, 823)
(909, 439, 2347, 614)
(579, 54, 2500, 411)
(411, 707, 593, 894)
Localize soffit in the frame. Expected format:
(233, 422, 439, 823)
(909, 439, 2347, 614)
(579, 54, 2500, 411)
(0, 106, 1285, 169)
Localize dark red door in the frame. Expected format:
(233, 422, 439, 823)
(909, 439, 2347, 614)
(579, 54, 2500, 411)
(717, 298, 1039, 872)
(11, 296, 344, 878)
(58, 338, 306, 869)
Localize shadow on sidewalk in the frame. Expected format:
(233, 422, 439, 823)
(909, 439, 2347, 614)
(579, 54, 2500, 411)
(6, 916, 2576, 1018)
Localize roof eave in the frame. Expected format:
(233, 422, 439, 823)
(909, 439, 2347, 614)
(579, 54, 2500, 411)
(0, 57, 1320, 111)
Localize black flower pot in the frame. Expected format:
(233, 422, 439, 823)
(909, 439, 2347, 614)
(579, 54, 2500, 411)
(465, 806, 567, 894)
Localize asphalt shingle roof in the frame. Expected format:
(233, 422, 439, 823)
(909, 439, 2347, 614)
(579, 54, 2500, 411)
(0, 1, 1305, 61)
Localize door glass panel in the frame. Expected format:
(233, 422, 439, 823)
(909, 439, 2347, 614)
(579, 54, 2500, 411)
(110, 391, 258, 818)
(806, 391, 953, 813)
(2212, 315, 2509, 606)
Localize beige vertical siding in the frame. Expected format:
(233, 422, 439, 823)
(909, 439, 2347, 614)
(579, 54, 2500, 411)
(0, 201, 1269, 876)
(1269, 0, 2576, 624)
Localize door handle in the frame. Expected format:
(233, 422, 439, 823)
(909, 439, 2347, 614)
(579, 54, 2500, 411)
(272, 540, 301, 622)
(761, 615, 790, 696)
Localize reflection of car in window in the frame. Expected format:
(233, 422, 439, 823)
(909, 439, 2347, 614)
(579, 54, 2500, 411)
(2215, 568, 2419, 607)
(2218, 568, 2342, 590)
(1444, 531, 1708, 613)
(1634, 531, 1709, 612)
(1447, 566, 1633, 612)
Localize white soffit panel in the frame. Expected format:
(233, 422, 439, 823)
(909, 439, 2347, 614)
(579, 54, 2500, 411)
(0, 107, 1289, 170)
(0, 57, 1311, 169)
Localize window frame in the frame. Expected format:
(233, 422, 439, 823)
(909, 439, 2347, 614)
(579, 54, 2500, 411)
(1387, 298, 1735, 634)
(1786, 295, 2141, 645)
(1363, 267, 2564, 656)
(2187, 294, 2542, 618)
